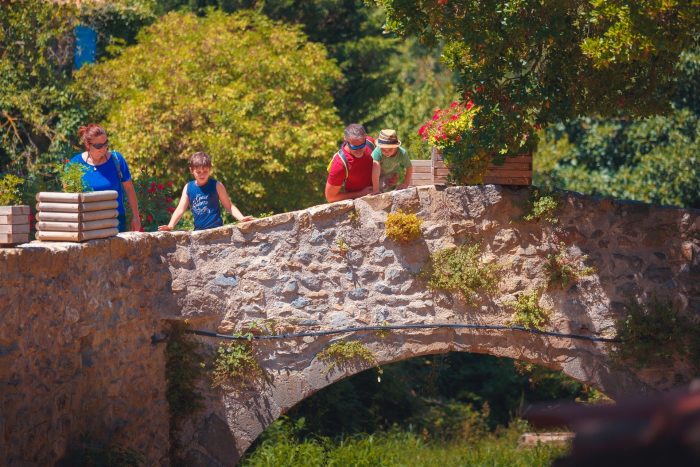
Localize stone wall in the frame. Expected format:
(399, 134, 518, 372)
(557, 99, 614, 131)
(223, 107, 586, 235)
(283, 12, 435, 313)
(0, 235, 179, 465)
(1, 185, 698, 466)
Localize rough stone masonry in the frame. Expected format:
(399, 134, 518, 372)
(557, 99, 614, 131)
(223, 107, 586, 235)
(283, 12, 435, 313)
(1, 185, 698, 466)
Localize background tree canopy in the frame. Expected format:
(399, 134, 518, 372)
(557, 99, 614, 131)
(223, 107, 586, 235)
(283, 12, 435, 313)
(75, 10, 343, 213)
(377, 0, 700, 159)
(535, 46, 700, 209)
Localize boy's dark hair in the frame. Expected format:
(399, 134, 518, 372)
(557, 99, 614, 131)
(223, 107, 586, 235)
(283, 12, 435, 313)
(189, 152, 212, 168)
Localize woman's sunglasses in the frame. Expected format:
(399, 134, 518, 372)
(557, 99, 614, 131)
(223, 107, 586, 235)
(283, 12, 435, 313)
(91, 140, 109, 150)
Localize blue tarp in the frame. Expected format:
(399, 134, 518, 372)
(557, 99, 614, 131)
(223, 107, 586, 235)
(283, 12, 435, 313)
(74, 25, 97, 69)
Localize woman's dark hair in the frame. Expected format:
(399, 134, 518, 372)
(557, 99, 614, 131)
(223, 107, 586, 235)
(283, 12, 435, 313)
(77, 124, 106, 146)
(189, 152, 212, 168)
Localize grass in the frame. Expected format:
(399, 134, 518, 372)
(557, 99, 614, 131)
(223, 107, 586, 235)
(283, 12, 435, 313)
(242, 418, 566, 467)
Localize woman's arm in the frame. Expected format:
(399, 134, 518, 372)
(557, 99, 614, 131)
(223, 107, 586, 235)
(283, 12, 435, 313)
(159, 185, 190, 230)
(216, 181, 254, 222)
(122, 180, 142, 231)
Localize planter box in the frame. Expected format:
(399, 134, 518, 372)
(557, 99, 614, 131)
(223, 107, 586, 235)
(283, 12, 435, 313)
(0, 205, 30, 246)
(35, 191, 119, 242)
(410, 150, 532, 186)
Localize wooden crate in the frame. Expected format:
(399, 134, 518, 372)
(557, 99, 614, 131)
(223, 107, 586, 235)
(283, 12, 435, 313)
(410, 150, 532, 186)
(35, 191, 119, 242)
(0, 205, 30, 246)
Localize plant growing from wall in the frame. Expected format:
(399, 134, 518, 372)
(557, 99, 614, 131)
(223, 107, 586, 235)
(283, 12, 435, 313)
(613, 296, 700, 369)
(347, 209, 360, 225)
(317, 340, 382, 377)
(523, 189, 559, 224)
(0, 174, 24, 205)
(335, 238, 350, 257)
(508, 290, 551, 331)
(385, 209, 423, 242)
(60, 162, 91, 193)
(420, 243, 498, 305)
(544, 245, 596, 289)
(165, 321, 204, 463)
(211, 341, 264, 389)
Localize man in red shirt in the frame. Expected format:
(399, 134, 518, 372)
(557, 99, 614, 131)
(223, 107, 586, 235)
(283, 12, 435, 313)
(325, 124, 375, 202)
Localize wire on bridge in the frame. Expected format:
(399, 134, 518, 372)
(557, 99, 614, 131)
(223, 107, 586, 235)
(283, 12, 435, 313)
(184, 322, 620, 343)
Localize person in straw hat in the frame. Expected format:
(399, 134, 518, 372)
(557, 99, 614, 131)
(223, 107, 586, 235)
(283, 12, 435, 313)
(371, 129, 413, 193)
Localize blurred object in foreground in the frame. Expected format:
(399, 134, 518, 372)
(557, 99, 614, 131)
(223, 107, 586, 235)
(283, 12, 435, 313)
(524, 380, 700, 466)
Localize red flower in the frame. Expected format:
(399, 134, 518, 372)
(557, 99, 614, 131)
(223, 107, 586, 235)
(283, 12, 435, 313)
(148, 187, 156, 193)
(437, 0, 448, 4)
(150, 182, 156, 189)
(146, 214, 153, 222)
(450, 114, 459, 121)
(418, 125, 427, 136)
(64, 159, 69, 164)
(166, 197, 173, 203)
(455, 135, 461, 142)
(157, 183, 165, 191)
(139, 227, 145, 232)
(465, 100, 474, 111)
(167, 207, 175, 213)
(432, 110, 441, 121)
(167, 181, 173, 187)
(475, 85, 484, 93)
(450, 101, 459, 109)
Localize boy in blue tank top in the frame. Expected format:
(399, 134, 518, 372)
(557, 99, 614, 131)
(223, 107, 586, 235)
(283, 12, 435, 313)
(158, 152, 254, 231)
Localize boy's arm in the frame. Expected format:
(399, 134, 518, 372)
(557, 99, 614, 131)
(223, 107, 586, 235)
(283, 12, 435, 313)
(372, 160, 381, 194)
(398, 166, 414, 189)
(158, 185, 189, 231)
(216, 181, 254, 222)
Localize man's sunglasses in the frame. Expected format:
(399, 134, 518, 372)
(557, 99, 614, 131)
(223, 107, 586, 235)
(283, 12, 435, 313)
(347, 141, 366, 150)
(91, 140, 109, 150)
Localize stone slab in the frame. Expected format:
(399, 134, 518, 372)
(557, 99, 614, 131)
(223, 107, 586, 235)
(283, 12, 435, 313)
(36, 218, 118, 232)
(0, 206, 30, 215)
(518, 432, 575, 448)
(36, 227, 118, 242)
(0, 232, 29, 245)
(36, 209, 117, 222)
(35, 190, 118, 203)
(0, 214, 30, 224)
(0, 223, 30, 234)
(36, 200, 118, 213)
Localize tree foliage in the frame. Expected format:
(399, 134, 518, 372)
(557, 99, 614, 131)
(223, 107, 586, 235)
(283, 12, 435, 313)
(0, 1, 82, 182)
(535, 47, 700, 209)
(376, 0, 700, 177)
(75, 10, 343, 213)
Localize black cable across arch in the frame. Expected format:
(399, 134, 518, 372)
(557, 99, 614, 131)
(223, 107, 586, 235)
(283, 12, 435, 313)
(184, 322, 620, 343)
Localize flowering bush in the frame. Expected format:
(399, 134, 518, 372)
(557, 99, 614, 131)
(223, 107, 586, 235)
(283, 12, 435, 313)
(131, 172, 177, 231)
(418, 100, 478, 149)
(417, 97, 536, 184)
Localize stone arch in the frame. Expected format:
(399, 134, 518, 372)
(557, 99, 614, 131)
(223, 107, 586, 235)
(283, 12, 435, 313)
(188, 325, 644, 465)
(169, 185, 698, 465)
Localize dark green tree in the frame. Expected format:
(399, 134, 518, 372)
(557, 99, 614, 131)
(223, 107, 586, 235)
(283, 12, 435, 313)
(535, 47, 700, 209)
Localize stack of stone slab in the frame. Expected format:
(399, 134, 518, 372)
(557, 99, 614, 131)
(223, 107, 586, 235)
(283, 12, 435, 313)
(0, 206, 30, 246)
(35, 191, 119, 242)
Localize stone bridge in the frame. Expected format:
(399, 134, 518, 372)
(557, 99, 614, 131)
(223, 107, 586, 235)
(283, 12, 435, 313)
(1, 185, 698, 466)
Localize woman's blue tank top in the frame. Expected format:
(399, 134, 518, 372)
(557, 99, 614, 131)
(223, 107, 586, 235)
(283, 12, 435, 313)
(187, 178, 223, 230)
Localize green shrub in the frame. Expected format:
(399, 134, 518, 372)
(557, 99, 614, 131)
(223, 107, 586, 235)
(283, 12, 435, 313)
(60, 163, 91, 193)
(523, 189, 559, 224)
(508, 290, 551, 331)
(129, 172, 177, 231)
(385, 209, 423, 242)
(613, 296, 700, 368)
(211, 341, 263, 388)
(544, 245, 596, 288)
(420, 243, 499, 305)
(0, 174, 24, 205)
(317, 340, 381, 376)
